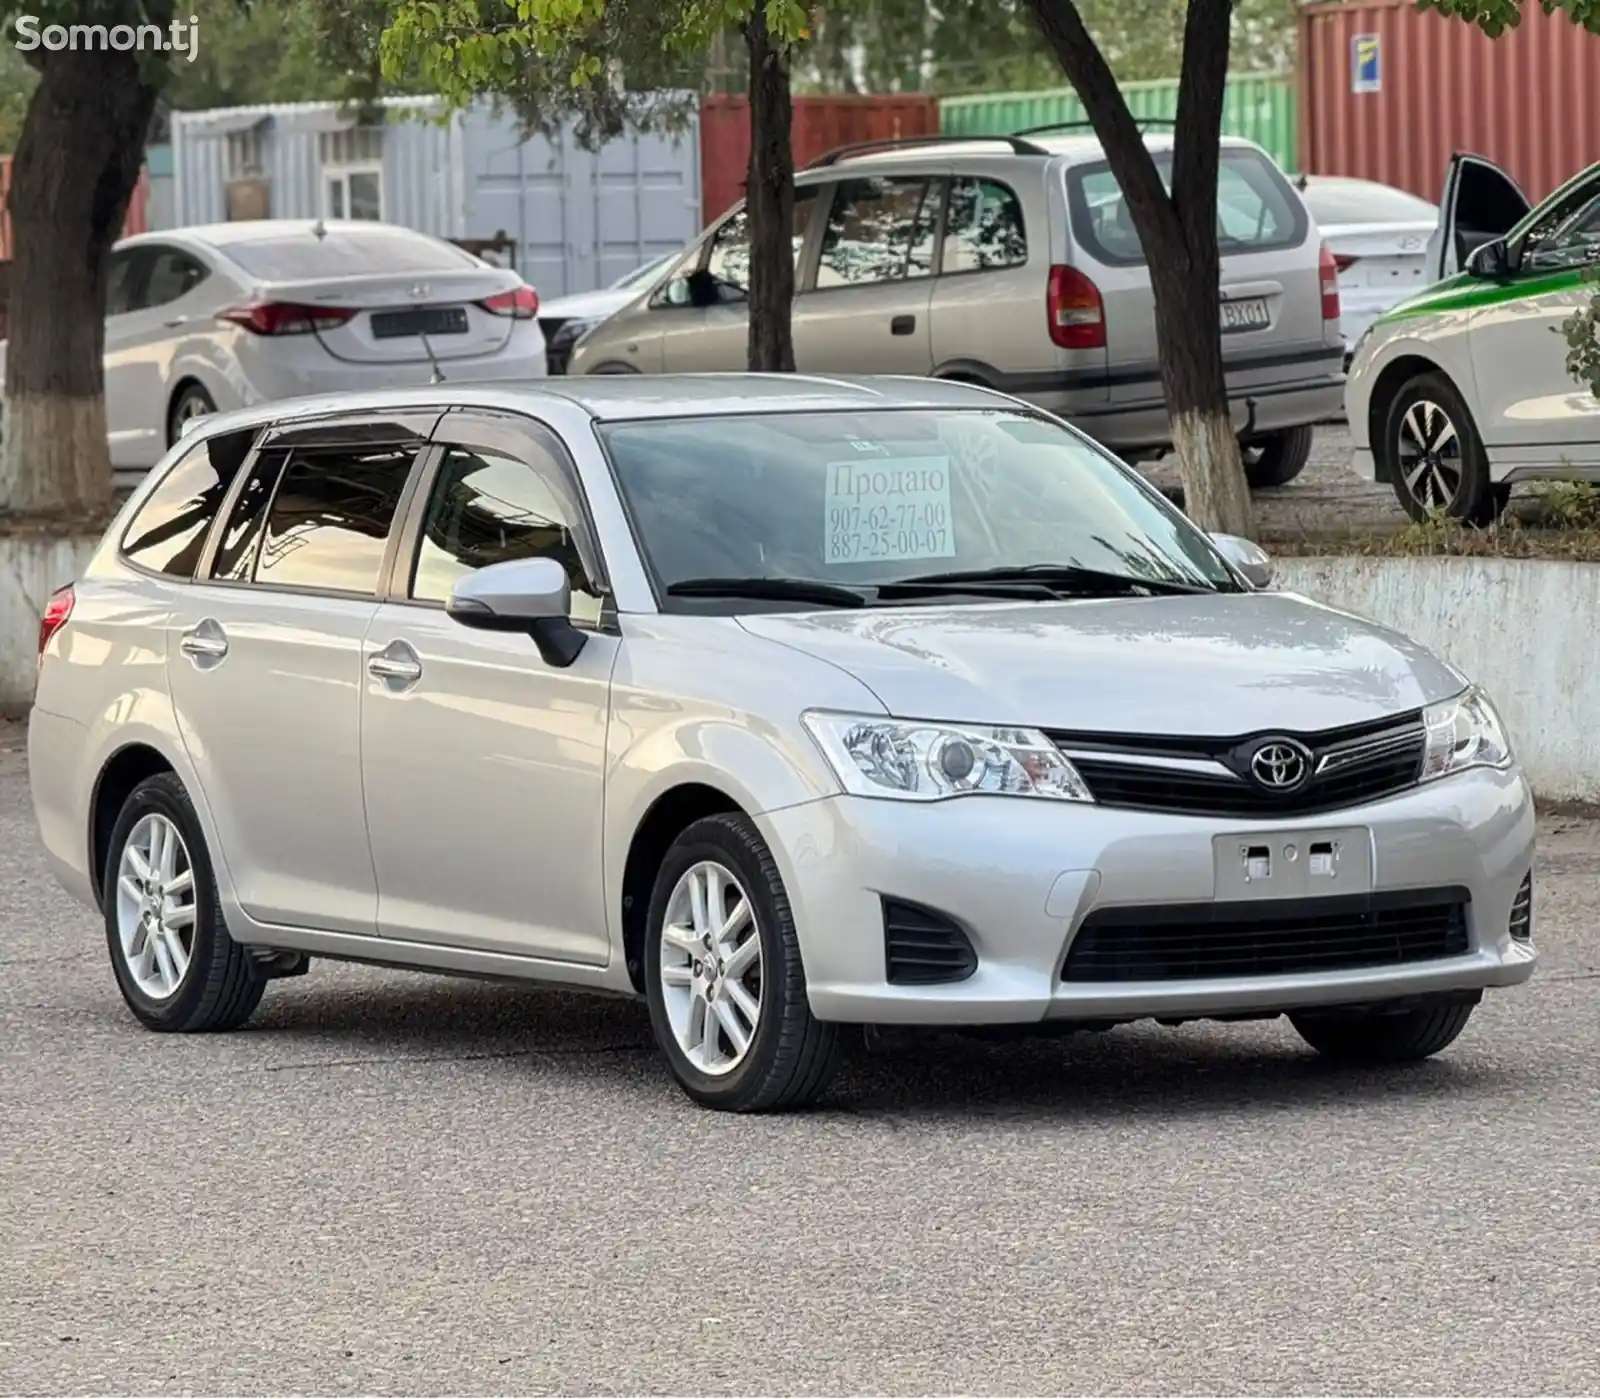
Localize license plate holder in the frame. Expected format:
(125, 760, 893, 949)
(370, 306, 469, 339)
(1220, 296, 1271, 334)
(1212, 826, 1372, 901)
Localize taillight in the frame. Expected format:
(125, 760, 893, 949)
(1047, 264, 1105, 350)
(477, 285, 539, 319)
(1319, 242, 1342, 321)
(38, 583, 73, 662)
(1332, 253, 1358, 273)
(219, 302, 357, 335)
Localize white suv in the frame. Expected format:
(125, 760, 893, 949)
(570, 128, 1347, 488)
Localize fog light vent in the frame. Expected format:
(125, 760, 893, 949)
(882, 898, 977, 985)
(1509, 872, 1533, 942)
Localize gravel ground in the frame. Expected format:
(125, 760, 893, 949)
(1144, 425, 1420, 544)
(3, 724, 1599, 1395)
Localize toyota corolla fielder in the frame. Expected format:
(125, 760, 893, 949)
(29, 375, 1537, 1111)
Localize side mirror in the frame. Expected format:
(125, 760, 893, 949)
(1209, 532, 1274, 590)
(446, 556, 587, 667)
(1466, 237, 1512, 279)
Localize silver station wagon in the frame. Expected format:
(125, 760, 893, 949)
(30, 375, 1536, 1111)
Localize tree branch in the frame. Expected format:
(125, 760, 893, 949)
(1022, 0, 1181, 250)
(1170, 0, 1232, 260)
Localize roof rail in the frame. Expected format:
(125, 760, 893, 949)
(806, 133, 1050, 168)
(1012, 118, 1178, 137)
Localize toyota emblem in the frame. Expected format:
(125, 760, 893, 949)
(1249, 739, 1311, 791)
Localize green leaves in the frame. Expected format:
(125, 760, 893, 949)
(1421, 0, 1600, 37)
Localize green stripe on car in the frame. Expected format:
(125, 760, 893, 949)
(1380, 266, 1592, 323)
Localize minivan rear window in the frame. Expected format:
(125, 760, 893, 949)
(217, 228, 481, 280)
(1068, 148, 1308, 267)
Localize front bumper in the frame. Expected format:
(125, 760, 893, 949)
(758, 765, 1537, 1025)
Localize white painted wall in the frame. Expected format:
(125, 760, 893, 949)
(0, 543, 1593, 799)
(1276, 557, 1599, 802)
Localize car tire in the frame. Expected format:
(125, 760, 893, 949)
(167, 383, 216, 445)
(1289, 997, 1476, 1065)
(643, 813, 842, 1112)
(1380, 372, 1504, 525)
(103, 772, 267, 1033)
(1241, 425, 1314, 488)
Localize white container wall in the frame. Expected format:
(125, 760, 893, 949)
(170, 97, 701, 298)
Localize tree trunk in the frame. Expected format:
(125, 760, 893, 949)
(1, 48, 158, 522)
(743, 8, 796, 373)
(1025, 0, 1253, 538)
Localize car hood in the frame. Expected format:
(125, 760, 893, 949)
(539, 287, 638, 322)
(737, 591, 1467, 736)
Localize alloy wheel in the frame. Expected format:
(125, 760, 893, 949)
(114, 812, 198, 1001)
(1396, 398, 1463, 511)
(658, 860, 763, 1076)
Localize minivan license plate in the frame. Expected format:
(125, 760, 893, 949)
(1220, 297, 1271, 333)
(1212, 827, 1372, 902)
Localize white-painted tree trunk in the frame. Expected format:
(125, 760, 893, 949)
(1170, 407, 1254, 538)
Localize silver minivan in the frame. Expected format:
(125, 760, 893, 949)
(570, 129, 1347, 487)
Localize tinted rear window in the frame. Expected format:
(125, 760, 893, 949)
(1068, 148, 1308, 267)
(1301, 180, 1438, 227)
(218, 228, 480, 280)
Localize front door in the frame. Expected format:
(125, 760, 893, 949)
(1426, 154, 1531, 283)
(792, 174, 939, 376)
(166, 414, 435, 933)
(103, 244, 212, 468)
(1460, 164, 1600, 468)
(360, 411, 617, 965)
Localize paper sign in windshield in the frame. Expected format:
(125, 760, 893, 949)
(824, 456, 956, 566)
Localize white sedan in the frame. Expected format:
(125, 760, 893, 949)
(1295, 175, 1439, 357)
(55, 220, 548, 470)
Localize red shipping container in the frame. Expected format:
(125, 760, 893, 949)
(699, 93, 941, 226)
(0, 155, 150, 262)
(1299, 0, 1600, 205)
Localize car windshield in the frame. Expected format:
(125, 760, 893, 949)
(598, 408, 1241, 607)
(1301, 180, 1437, 226)
(611, 253, 675, 291)
(218, 227, 481, 279)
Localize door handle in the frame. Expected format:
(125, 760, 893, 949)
(179, 621, 228, 664)
(164, 315, 189, 328)
(367, 643, 423, 687)
(890, 314, 916, 336)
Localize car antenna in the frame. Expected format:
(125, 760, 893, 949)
(418, 330, 447, 384)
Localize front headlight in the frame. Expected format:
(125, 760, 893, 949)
(1421, 686, 1513, 781)
(802, 712, 1094, 803)
(551, 316, 599, 353)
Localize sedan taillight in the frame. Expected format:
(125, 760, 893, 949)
(477, 285, 540, 319)
(219, 302, 357, 335)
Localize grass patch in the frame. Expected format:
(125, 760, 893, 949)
(1263, 482, 1600, 561)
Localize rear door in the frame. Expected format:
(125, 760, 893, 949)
(166, 410, 439, 935)
(791, 173, 940, 375)
(1426, 154, 1531, 283)
(104, 245, 211, 467)
(1067, 146, 1334, 422)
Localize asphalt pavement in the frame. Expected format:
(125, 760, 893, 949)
(3, 727, 1598, 1395)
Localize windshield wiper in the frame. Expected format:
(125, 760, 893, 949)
(666, 576, 868, 608)
(886, 564, 1218, 597)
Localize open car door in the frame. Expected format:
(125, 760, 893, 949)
(1426, 153, 1531, 283)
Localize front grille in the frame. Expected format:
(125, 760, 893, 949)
(1061, 887, 1470, 983)
(1509, 872, 1533, 941)
(1047, 711, 1426, 819)
(882, 898, 977, 985)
